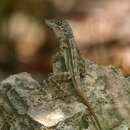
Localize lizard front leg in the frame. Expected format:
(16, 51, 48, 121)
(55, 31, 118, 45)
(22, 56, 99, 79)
(48, 72, 71, 97)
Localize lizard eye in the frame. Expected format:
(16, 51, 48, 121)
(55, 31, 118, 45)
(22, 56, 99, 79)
(56, 20, 62, 26)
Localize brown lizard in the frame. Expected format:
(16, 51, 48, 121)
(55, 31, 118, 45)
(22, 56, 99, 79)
(45, 19, 102, 130)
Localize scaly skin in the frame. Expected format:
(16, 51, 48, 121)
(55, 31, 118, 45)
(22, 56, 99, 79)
(45, 19, 102, 130)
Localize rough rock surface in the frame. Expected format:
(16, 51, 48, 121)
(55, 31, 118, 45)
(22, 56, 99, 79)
(0, 62, 130, 130)
(0, 72, 89, 130)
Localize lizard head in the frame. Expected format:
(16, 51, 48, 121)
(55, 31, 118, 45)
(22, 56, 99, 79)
(45, 19, 73, 39)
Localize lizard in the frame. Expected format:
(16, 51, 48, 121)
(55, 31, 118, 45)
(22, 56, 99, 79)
(45, 19, 102, 130)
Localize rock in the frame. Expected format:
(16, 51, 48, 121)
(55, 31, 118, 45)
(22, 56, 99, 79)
(0, 61, 130, 129)
(0, 72, 89, 130)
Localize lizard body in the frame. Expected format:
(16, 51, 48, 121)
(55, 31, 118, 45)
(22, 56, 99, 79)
(45, 19, 102, 130)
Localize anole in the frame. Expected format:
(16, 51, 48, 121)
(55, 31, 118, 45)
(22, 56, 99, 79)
(45, 19, 102, 130)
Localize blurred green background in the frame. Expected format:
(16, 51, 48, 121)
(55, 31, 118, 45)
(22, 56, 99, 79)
(0, 0, 130, 80)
